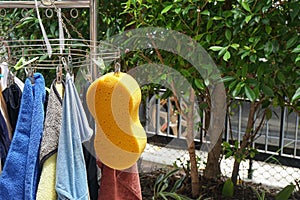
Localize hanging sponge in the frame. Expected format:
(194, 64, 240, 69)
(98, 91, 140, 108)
(86, 72, 147, 170)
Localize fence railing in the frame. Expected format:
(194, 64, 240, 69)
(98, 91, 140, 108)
(142, 94, 300, 167)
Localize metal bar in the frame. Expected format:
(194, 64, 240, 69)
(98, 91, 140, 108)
(279, 107, 286, 156)
(89, 0, 98, 80)
(155, 97, 160, 135)
(0, 1, 90, 8)
(145, 95, 149, 132)
(265, 120, 269, 152)
(294, 114, 299, 156)
(178, 97, 182, 137)
(166, 97, 171, 136)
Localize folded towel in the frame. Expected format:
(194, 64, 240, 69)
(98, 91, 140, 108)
(37, 80, 64, 200)
(56, 73, 93, 200)
(97, 161, 142, 200)
(0, 73, 46, 200)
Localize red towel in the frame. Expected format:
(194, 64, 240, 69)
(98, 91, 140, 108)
(97, 159, 142, 200)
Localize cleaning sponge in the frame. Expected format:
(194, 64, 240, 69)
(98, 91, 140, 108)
(86, 72, 147, 170)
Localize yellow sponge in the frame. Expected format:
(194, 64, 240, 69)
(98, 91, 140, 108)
(86, 72, 147, 170)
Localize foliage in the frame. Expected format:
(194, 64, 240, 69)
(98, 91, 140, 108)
(222, 178, 234, 197)
(275, 184, 295, 200)
(173, 156, 203, 177)
(152, 168, 193, 200)
(222, 141, 258, 163)
(252, 188, 266, 200)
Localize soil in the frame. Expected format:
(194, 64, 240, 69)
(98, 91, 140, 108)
(139, 168, 300, 200)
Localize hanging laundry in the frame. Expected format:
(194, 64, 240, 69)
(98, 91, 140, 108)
(82, 80, 99, 200)
(97, 161, 142, 200)
(0, 73, 46, 200)
(2, 82, 22, 134)
(36, 80, 64, 200)
(0, 111, 10, 170)
(56, 73, 93, 200)
(0, 62, 24, 92)
(0, 84, 12, 140)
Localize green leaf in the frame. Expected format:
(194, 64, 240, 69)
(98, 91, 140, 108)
(212, 16, 223, 20)
(230, 43, 240, 50)
(209, 46, 223, 51)
(241, 51, 250, 59)
(194, 79, 205, 90)
(265, 25, 272, 34)
(174, 8, 181, 14)
(222, 179, 234, 197)
(292, 45, 300, 53)
(296, 55, 300, 63)
(277, 71, 285, 84)
(275, 184, 295, 200)
(206, 34, 211, 43)
(241, 1, 251, 12)
(286, 36, 298, 49)
(223, 51, 231, 61)
(207, 18, 213, 30)
(225, 151, 233, 159)
(225, 29, 232, 41)
(262, 85, 274, 97)
(232, 82, 243, 97)
(170, 176, 186, 192)
(250, 151, 256, 158)
(201, 10, 210, 16)
(245, 15, 252, 23)
(245, 85, 256, 102)
(241, 65, 248, 77)
(266, 108, 272, 120)
(229, 80, 238, 91)
(222, 76, 235, 83)
(291, 87, 300, 102)
(161, 5, 173, 14)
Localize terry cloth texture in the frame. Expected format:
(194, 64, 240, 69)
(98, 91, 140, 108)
(0, 73, 46, 200)
(2, 83, 22, 134)
(36, 80, 64, 200)
(97, 162, 142, 200)
(56, 73, 93, 200)
(39, 80, 63, 165)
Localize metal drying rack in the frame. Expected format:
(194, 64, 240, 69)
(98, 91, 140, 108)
(0, 0, 120, 80)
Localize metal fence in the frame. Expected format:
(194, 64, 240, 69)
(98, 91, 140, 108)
(139, 94, 300, 188)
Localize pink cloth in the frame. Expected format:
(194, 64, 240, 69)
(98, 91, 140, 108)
(97, 160, 142, 200)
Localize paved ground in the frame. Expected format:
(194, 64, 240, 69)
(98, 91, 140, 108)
(140, 143, 300, 188)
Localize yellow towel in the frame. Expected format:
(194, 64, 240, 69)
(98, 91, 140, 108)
(36, 154, 57, 200)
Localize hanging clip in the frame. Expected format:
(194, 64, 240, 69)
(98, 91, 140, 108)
(25, 66, 35, 84)
(61, 57, 69, 72)
(56, 64, 63, 83)
(114, 61, 121, 75)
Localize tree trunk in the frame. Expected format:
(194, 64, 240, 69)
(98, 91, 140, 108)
(203, 83, 226, 179)
(203, 135, 222, 179)
(231, 102, 257, 185)
(186, 89, 200, 198)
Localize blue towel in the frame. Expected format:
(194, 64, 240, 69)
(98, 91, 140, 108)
(0, 73, 45, 200)
(56, 73, 93, 200)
